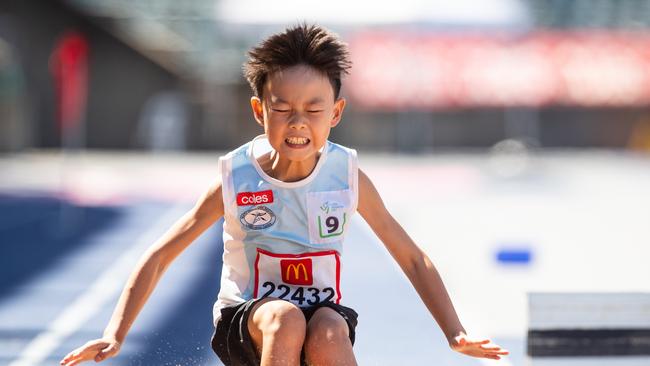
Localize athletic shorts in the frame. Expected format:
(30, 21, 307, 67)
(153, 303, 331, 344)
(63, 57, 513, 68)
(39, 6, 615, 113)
(210, 299, 358, 366)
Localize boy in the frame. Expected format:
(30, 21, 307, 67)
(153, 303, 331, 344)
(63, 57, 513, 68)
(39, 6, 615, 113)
(61, 24, 509, 366)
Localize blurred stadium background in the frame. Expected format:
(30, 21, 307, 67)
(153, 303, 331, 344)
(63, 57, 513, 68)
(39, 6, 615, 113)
(1, 0, 650, 365)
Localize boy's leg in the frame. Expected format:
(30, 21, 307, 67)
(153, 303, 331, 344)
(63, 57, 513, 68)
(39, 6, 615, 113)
(248, 297, 307, 366)
(304, 307, 357, 366)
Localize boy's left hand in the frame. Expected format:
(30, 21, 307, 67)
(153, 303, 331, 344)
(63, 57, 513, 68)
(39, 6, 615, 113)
(450, 333, 509, 360)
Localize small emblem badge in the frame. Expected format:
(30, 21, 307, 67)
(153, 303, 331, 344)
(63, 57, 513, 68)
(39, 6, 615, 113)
(240, 206, 276, 230)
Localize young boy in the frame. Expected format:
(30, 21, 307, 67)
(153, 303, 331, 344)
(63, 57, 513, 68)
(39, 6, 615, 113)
(61, 24, 509, 366)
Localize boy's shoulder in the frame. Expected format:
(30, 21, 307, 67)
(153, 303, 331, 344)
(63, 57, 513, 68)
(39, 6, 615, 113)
(220, 139, 254, 161)
(326, 140, 357, 157)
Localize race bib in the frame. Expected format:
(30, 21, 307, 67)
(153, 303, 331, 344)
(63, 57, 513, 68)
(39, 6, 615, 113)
(306, 189, 351, 244)
(253, 248, 341, 307)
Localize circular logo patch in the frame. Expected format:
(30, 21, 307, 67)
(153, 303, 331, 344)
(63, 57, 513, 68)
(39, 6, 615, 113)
(240, 206, 276, 230)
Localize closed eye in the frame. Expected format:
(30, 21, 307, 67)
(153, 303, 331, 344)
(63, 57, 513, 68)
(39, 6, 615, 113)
(272, 109, 289, 113)
(308, 110, 323, 113)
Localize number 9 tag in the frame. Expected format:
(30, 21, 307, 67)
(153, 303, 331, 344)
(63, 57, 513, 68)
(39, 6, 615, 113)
(307, 190, 351, 244)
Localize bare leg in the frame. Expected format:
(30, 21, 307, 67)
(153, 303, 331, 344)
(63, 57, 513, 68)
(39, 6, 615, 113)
(248, 298, 306, 366)
(304, 307, 357, 366)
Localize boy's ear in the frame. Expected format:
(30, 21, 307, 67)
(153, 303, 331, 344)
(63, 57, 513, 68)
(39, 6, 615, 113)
(330, 97, 346, 128)
(250, 96, 265, 127)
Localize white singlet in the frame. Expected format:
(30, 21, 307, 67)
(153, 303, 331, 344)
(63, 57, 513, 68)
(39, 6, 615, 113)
(213, 135, 358, 325)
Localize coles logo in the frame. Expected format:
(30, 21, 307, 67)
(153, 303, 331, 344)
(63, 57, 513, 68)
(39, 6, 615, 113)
(237, 190, 274, 206)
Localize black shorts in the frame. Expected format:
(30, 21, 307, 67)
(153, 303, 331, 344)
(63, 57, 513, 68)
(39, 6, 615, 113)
(210, 299, 358, 366)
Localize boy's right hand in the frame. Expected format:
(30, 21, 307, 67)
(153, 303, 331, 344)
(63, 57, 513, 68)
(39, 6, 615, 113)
(60, 338, 121, 366)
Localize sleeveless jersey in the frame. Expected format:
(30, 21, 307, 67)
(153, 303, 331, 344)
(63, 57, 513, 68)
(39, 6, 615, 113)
(213, 135, 358, 325)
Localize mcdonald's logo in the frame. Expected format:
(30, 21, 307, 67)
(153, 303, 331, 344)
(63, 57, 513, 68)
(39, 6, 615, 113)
(280, 258, 313, 286)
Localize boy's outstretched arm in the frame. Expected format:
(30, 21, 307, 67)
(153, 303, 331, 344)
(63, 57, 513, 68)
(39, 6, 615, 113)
(60, 178, 225, 366)
(357, 169, 508, 360)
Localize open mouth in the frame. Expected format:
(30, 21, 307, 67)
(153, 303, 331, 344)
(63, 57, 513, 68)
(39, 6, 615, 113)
(285, 137, 310, 147)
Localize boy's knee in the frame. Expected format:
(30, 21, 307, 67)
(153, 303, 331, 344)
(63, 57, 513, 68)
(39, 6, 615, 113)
(305, 307, 355, 365)
(251, 298, 307, 336)
(306, 307, 350, 345)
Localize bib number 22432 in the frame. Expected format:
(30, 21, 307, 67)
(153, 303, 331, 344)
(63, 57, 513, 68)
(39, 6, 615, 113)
(253, 249, 341, 306)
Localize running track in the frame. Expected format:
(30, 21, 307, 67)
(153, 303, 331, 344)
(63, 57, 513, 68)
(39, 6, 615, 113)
(2, 150, 649, 365)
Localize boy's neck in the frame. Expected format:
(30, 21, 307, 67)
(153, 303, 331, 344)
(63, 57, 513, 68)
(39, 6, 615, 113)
(258, 151, 320, 182)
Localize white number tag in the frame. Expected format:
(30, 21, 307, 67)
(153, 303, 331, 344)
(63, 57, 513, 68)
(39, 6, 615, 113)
(306, 190, 351, 244)
(253, 248, 341, 307)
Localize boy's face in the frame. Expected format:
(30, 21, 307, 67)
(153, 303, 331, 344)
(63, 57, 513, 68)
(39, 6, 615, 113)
(251, 64, 346, 163)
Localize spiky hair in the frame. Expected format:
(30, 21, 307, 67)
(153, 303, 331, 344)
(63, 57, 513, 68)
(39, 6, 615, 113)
(243, 23, 352, 99)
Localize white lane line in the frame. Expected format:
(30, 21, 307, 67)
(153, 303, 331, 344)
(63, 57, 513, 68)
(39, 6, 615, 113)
(9, 205, 188, 366)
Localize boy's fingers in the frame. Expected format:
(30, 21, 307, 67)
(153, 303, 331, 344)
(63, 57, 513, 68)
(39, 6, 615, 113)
(95, 344, 117, 362)
(100, 346, 112, 356)
(486, 350, 509, 358)
(62, 352, 84, 365)
(95, 350, 105, 362)
(485, 345, 509, 354)
(61, 344, 102, 365)
(480, 344, 505, 351)
(465, 339, 490, 347)
(484, 348, 509, 353)
(95, 343, 119, 362)
(61, 351, 79, 364)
